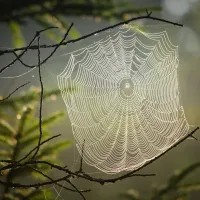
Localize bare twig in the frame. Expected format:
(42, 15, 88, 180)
(66, 179, 87, 200)
(0, 124, 198, 199)
(0, 14, 183, 56)
(31, 23, 73, 159)
(31, 31, 43, 160)
(13, 51, 33, 68)
(118, 127, 200, 179)
(11, 23, 73, 70)
(28, 166, 90, 193)
(40, 22, 74, 66)
(78, 139, 85, 173)
(0, 174, 71, 189)
(0, 82, 30, 103)
(26, 128, 200, 185)
(190, 135, 198, 141)
(0, 134, 62, 173)
(0, 27, 57, 74)
(18, 134, 61, 163)
(0, 127, 199, 188)
(146, 9, 152, 16)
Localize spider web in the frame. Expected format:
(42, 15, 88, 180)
(57, 23, 190, 174)
(0, 21, 192, 200)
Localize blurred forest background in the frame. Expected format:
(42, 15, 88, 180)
(0, 0, 200, 200)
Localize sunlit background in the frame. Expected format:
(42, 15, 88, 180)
(0, 0, 200, 199)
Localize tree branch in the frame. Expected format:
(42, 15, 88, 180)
(0, 127, 199, 188)
(0, 82, 30, 103)
(31, 32, 43, 160)
(0, 13, 183, 56)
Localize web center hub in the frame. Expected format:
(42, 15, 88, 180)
(118, 78, 134, 99)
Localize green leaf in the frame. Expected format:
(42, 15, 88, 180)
(31, 168, 51, 181)
(0, 119, 15, 136)
(125, 24, 146, 34)
(2, 193, 20, 200)
(12, 161, 52, 179)
(178, 183, 200, 193)
(68, 26, 80, 39)
(36, 14, 80, 40)
(0, 134, 16, 146)
(17, 106, 33, 134)
(29, 189, 53, 200)
(0, 88, 61, 108)
(36, 140, 71, 160)
(0, 149, 11, 158)
(20, 131, 50, 150)
(170, 193, 187, 200)
(8, 21, 25, 50)
(34, 16, 63, 43)
(15, 188, 46, 200)
(56, 16, 80, 39)
(120, 189, 140, 200)
(169, 162, 200, 186)
(14, 188, 33, 197)
(24, 111, 64, 136)
(151, 162, 200, 200)
(11, 166, 35, 179)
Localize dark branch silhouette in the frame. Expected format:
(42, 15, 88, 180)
(0, 82, 30, 103)
(31, 31, 43, 160)
(78, 139, 85, 173)
(0, 14, 182, 56)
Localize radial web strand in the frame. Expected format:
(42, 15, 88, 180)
(57, 24, 190, 174)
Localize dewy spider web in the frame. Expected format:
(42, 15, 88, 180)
(57, 23, 190, 174)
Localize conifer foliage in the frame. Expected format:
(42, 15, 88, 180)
(0, 87, 71, 199)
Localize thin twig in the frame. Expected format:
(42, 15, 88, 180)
(0, 82, 30, 103)
(117, 127, 200, 179)
(0, 27, 57, 74)
(190, 135, 198, 141)
(11, 23, 73, 70)
(13, 51, 33, 68)
(31, 32, 43, 160)
(40, 22, 74, 66)
(0, 14, 183, 56)
(0, 134, 62, 173)
(19, 134, 62, 162)
(30, 23, 73, 159)
(65, 179, 87, 200)
(28, 166, 90, 193)
(0, 128, 198, 189)
(0, 175, 71, 188)
(78, 139, 85, 173)
(146, 9, 152, 16)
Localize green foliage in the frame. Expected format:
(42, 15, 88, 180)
(0, 0, 161, 48)
(120, 189, 140, 200)
(0, 87, 72, 199)
(0, 86, 60, 112)
(8, 21, 26, 50)
(121, 163, 200, 200)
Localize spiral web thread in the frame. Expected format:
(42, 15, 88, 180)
(57, 24, 190, 174)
